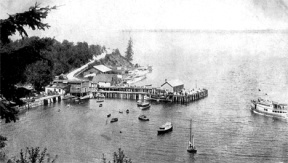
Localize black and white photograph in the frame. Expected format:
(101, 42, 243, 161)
(1, 0, 288, 162)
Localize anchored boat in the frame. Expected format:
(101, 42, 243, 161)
(157, 122, 173, 134)
(138, 102, 151, 110)
(110, 118, 118, 123)
(251, 98, 288, 119)
(187, 119, 197, 153)
(138, 115, 149, 121)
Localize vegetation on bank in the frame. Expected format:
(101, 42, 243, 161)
(0, 3, 135, 162)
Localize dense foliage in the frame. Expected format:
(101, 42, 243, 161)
(102, 148, 132, 163)
(0, 3, 56, 45)
(125, 38, 133, 62)
(8, 147, 57, 163)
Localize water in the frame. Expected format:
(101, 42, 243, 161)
(2, 32, 288, 162)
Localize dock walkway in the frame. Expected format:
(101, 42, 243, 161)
(93, 86, 208, 104)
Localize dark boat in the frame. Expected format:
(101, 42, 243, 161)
(110, 118, 118, 123)
(138, 115, 149, 121)
(138, 102, 151, 110)
(99, 104, 103, 107)
(126, 109, 129, 113)
(107, 114, 111, 117)
(157, 122, 173, 134)
(119, 110, 123, 113)
(187, 119, 197, 153)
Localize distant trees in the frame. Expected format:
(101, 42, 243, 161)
(125, 38, 133, 62)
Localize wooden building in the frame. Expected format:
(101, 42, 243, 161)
(69, 80, 90, 96)
(161, 79, 184, 93)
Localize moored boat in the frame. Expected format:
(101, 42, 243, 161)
(110, 118, 118, 123)
(138, 102, 151, 110)
(80, 94, 90, 100)
(157, 122, 173, 134)
(187, 119, 197, 153)
(251, 98, 288, 119)
(99, 104, 103, 107)
(138, 115, 149, 121)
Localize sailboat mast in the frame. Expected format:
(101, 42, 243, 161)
(190, 119, 192, 142)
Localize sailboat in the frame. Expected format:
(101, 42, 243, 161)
(187, 119, 197, 153)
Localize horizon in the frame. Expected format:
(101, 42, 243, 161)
(1, 0, 288, 48)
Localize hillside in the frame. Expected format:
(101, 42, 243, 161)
(99, 50, 134, 68)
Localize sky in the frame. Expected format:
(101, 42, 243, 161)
(1, 0, 288, 46)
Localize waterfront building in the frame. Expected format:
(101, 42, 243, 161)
(161, 79, 184, 93)
(91, 74, 120, 87)
(69, 80, 90, 97)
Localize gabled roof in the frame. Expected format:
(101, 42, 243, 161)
(161, 79, 184, 87)
(93, 65, 112, 73)
(92, 74, 116, 83)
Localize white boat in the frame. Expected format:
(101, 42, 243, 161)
(138, 102, 151, 110)
(157, 122, 173, 134)
(80, 94, 90, 100)
(187, 119, 197, 153)
(251, 98, 288, 119)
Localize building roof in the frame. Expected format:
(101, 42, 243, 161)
(92, 74, 116, 83)
(93, 65, 112, 73)
(68, 80, 89, 83)
(84, 74, 96, 78)
(161, 79, 184, 87)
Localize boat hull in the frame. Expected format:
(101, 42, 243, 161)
(157, 126, 173, 134)
(187, 148, 197, 153)
(140, 104, 151, 110)
(251, 101, 288, 119)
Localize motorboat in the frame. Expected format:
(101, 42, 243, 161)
(138, 102, 151, 110)
(99, 104, 103, 107)
(126, 109, 129, 113)
(157, 122, 173, 134)
(187, 119, 197, 153)
(119, 110, 123, 113)
(110, 118, 118, 123)
(80, 94, 90, 100)
(251, 98, 288, 119)
(107, 114, 111, 117)
(138, 115, 149, 121)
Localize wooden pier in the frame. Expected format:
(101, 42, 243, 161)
(93, 86, 208, 104)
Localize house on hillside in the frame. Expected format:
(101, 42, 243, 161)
(83, 65, 112, 78)
(91, 74, 121, 88)
(160, 79, 184, 93)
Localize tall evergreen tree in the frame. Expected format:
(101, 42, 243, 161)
(125, 37, 133, 62)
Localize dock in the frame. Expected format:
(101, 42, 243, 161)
(93, 86, 208, 104)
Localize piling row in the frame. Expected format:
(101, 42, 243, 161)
(94, 88, 208, 104)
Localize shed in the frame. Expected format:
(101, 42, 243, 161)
(161, 79, 184, 93)
(91, 74, 119, 87)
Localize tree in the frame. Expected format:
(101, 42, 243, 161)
(0, 3, 55, 124)
(102, 148, 132, 163)
(8, 147, 57, 163)
(0, 3, 56, 45)
(125, 38, 133, 62)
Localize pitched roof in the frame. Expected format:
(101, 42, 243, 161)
(161, 79, 184, 87)
(92, 74, 116, 83)
(93, 65, 112, 73)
